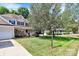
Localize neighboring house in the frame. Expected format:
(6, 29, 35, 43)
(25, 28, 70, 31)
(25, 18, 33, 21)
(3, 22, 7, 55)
(0, 14, 32, 40)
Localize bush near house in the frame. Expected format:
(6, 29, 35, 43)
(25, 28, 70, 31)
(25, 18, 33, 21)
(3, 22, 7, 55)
(15, 29, 26, 37)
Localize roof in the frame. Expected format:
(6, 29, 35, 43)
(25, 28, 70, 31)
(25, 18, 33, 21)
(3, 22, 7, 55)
(0, 14, 29, 23)
(0, 16, 12, 25)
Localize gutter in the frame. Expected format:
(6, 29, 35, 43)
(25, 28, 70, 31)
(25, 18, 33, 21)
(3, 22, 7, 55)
(0, 24, 13, 26)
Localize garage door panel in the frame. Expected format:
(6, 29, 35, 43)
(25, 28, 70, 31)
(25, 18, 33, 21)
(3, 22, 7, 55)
(0, 26, 14, 39)
(0, 32, 12, 39)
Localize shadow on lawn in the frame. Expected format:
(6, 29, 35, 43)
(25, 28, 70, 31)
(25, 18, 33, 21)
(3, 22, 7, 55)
(39, 36, 79, 49)
(52, 45, 62, 48)
(39, 36, 79, 41)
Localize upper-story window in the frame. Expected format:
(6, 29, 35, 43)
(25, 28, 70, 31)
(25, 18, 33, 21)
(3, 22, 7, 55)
(25, 23, 29, 26)
(21, 22, 24, 25)
(17, 21, 20, 25)
(17, 21, 24, 26)
(9, 20, 15, 25)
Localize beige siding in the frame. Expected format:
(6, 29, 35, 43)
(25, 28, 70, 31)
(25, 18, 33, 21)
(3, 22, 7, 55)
(0, 19, 8, 24)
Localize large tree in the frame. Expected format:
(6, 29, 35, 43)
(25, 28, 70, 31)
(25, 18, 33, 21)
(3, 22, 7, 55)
(48, 4, 62, 36)
(0, 6, 9, 14)
(62, 4, 79, 33)
(18, 7, 29, 18)
(69, 4, 79, 33)
(30, 3, 52, 36)
(30, 3, 62, 48)
(30, 3, 62, 37)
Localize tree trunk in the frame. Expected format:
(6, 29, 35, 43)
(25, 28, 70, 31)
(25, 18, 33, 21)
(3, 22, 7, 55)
(43, 30, 44, 36)
(53, 30, 55, 38)
(35, 31, 40, 37)
(50, 29, 55, 48)
(78, 26, 79, 33)
(51, 39, 53, 48)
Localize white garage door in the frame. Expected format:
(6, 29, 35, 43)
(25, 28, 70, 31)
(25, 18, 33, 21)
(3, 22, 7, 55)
(0, 25, 14, 40)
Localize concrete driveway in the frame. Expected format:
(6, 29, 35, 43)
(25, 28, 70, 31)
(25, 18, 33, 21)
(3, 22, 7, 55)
(0, 39, 32, 56)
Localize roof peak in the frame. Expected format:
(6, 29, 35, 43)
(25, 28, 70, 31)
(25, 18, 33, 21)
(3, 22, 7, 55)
(1, 14, 23, 17)
(0, 14, 26, 22)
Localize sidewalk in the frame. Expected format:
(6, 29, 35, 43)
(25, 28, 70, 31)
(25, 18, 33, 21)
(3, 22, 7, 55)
(0, 39, 32, 56)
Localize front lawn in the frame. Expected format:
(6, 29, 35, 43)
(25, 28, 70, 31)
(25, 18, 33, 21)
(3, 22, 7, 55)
(15, 36, 79, 56)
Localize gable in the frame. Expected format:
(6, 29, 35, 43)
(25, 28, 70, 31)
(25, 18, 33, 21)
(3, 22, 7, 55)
(0, 14, 29, 24)
(1, 14, 25, 22)
(0, 18, 9, 24)
(0, 16, 12, 25)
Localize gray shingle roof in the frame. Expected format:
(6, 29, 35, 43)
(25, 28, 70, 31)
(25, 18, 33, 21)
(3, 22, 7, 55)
(1, 14, 29, 23)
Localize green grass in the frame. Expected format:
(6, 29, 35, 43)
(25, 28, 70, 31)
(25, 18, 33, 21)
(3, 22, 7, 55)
(15, 36, 79, 56)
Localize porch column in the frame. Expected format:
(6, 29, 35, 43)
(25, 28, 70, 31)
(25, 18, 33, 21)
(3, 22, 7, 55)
(15, 21, 17, 25)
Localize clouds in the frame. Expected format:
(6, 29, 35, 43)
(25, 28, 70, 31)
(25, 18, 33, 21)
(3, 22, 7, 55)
(0, 3, 22, 10)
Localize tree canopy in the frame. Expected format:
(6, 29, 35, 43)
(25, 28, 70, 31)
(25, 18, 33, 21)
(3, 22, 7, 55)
(18, 7, 29, 18)
(0, 6, 9, 14)
(0, 6, 29, 19)
(9, 9, 19, 15)
(62, 4, 79, 33)
(30, 3, 62, 35)
(30, 3, 51, 31)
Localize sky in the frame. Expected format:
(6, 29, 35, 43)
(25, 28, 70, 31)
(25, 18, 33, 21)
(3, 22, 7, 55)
(0, 3, 32, 10)
(60, 4, 65, 13)
(50, 4, 65, 15)
(0, 3, 65, 13)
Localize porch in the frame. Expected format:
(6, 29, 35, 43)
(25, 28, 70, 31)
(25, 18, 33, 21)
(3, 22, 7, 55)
(14, 26, 32, 37)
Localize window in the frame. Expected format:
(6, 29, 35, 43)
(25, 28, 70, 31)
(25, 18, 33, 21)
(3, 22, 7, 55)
(21, 22, 24, 25)
(17, 21, 20, 25)
(9, 20, 15, 25)
(25, 23, 29, 26)
(17, 21, 24, 26)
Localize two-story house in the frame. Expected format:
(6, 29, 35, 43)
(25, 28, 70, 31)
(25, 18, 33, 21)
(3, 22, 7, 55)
(0, 14, 32, 40)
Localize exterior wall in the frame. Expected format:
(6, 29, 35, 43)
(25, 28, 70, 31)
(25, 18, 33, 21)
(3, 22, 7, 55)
(0, 14, 32, 38)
